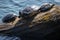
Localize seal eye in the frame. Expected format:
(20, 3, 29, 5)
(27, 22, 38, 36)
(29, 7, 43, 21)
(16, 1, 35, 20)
(39, 3, 54, 12)
(2, 14, 17, 23)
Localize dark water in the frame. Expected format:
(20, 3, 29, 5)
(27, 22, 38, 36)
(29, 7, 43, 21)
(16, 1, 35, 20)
(0, 0, 60, 40)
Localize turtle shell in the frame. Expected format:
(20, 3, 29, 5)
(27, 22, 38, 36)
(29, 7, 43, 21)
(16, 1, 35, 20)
(39, 3, 54, 12)
(19, 7, 33, 18)
(2, 14, 17, 23)
(19, 5, 40, 18)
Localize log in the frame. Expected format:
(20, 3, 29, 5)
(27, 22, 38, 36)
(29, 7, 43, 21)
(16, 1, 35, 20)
(0, 4, 60, 40)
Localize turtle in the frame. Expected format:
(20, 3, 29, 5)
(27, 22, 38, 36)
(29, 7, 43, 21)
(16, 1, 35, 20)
(2, 14, 17, 23)
(19, 5, 40, 18)
(39, 3, 55, 12)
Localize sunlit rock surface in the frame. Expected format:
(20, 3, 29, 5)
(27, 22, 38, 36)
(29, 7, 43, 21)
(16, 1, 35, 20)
(0, 4, 60, 40)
